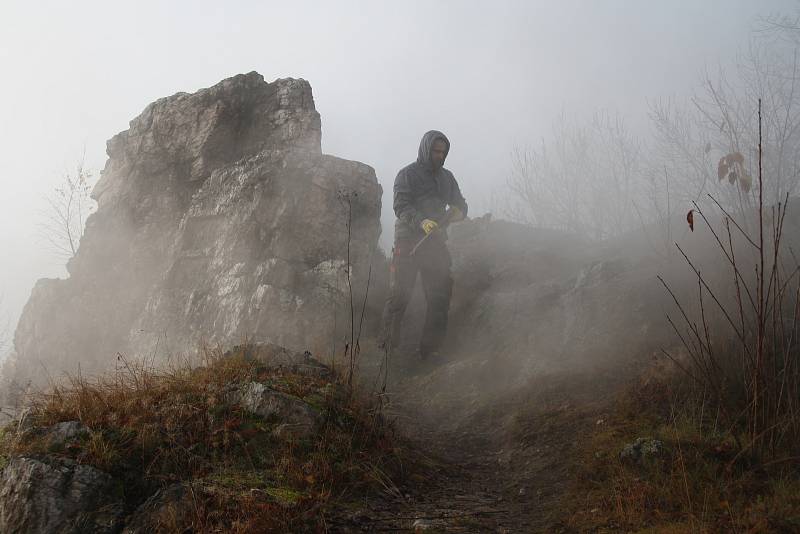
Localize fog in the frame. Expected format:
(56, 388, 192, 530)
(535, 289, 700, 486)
(0, 0, 795, 355)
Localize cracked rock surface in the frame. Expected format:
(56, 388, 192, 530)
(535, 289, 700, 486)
(0, 456, 123, 534)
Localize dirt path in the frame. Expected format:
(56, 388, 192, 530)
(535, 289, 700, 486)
(332, 414, 576, 532)
(332, 353, 608, 532)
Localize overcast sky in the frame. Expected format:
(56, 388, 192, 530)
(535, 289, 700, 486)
(0, 0, 796, 352)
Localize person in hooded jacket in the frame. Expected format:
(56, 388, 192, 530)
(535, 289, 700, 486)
(380, 130, 468, 361)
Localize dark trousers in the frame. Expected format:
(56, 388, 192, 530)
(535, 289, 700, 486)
(380, 236, 453, 354)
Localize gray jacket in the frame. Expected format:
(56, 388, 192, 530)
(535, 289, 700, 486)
(393, 130, 468, 240)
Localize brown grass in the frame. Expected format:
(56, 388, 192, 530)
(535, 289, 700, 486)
(0, 345, 409, 532)
(558, 371, 800, 533)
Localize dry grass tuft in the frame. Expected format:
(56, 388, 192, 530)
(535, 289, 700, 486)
(558, 371, 800, 533)
(0, 345, 408, 532)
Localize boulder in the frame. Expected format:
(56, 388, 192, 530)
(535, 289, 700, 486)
(0, 456, 123, 533)
(230, 381, 323, 439)
(619, 437, 665, 463)
(7, 72, 382, 395)
(41, 421, 90, 450)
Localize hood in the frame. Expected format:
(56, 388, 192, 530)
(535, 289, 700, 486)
(416, 130, 450, 169)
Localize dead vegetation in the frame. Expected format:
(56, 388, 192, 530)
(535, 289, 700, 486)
(0, 345, 410, 532)
(553, 370, 800, 533)
(547, 101, 800, 533)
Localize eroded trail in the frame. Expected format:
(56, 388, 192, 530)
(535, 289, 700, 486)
(334, 352, 611, 533)
(379, 423, 562, 532)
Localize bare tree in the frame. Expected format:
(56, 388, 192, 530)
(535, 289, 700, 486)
(505, 110, 644, 240)
(649, 25, 800, 222)
(39, 158, 96, 263)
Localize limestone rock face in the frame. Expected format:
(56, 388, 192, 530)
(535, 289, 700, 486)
(0, 456, 124, 533)
(389, 216, 702, 427)
(230, 381, 323, 439)
(40, 421, 90, 449)
(447, 218, 668, 375)
(8, 72, 381, 391)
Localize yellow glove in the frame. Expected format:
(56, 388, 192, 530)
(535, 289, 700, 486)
(420, 219, 439, 235)
(448, 206, 465, 222)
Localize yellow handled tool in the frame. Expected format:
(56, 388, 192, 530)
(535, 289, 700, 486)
(410, 206, 463, 256)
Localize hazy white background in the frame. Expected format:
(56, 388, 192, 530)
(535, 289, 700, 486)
(0, 0, 795, 356)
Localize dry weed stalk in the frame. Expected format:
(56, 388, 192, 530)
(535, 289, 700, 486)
(660, 99, 800, 462)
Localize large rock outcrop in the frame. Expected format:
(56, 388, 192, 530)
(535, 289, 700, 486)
(0, 456, 124, 533)
(386, 205, 800, 429)
(7, 72, 382, 391)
